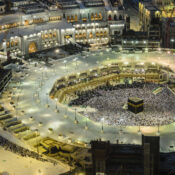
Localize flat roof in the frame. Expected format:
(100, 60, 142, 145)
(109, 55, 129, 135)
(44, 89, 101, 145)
(128, 97, 143, 103)
(0, 20, 73, 42)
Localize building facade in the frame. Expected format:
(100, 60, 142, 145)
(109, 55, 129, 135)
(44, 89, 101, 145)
(90, 135, 160, 175)
(139, 0, 175, 48)
(162, 18, 175, 48)
(0, 0, 128, 56)
(0, 1, 6, 14)
(0, 68, 12, 93)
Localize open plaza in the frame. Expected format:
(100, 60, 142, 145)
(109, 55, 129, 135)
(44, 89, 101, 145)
(1, 48, 175, 153)
(0, 0, 175, 174)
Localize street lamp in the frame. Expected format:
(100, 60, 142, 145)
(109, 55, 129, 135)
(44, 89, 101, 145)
(45, 93, 49, 108)
(84, 106, 88, 130)
(138, 126, 142, 135)
(63, 60, 67, 72)
(101, 117, 104, 133)
(171, 39, 174, 49)
(55, 98, 59, 113)
(73, 57, 78, 69)
(74, 108, 78, 124)
(156, 125, 160, 136)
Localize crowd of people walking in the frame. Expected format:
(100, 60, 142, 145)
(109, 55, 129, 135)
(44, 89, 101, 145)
(70, 82, 175, 126)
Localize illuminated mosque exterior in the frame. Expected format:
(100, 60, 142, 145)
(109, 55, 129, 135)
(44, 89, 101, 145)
(0, 0, 128, 55)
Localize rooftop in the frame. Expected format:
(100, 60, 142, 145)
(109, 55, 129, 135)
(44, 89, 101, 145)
(0, 20, 73, 42)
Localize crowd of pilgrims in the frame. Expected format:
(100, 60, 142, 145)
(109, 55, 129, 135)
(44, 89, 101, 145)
(0, 135, 57, 165)
(69, 82, 175, 126)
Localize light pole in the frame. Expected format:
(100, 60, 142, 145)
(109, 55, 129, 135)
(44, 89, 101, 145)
(101, 117, 104, 133)
(55, 98, 59, 113)
(156, 125, 160, 136)
(63, 60, 67, 72)
(73, 57, 78, 70)
(84, 106, 88, 130)
(45, 93, 49, 108)
(138, 126, 141, 135)
(171, 39, 174, 49)
(74, 108, 78, 124)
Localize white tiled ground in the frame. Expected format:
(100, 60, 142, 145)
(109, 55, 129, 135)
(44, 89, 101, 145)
(1, 49, 175, 153)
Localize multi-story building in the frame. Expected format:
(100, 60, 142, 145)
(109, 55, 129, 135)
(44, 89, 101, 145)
(122, 30, 148, 49)
(139, 0, 175, 48)
(0, 0, 6, 14)
(8, 0, 35, 11)
(0, 68, 12, 93)
(91, 135, 160, 175)
(152, 0, 172, 6)
(162, 17, 175, 48)
(0, 0, 128, 55)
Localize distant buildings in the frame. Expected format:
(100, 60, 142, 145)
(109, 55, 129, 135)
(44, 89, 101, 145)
(139, 0, 175, 49)
(0, 0, 6, 14)
(0, 68, 12, 93)
(0, 0, 129, 55)
(90, 135, 175, 175)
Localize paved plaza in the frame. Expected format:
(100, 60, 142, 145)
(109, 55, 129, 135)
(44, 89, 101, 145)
(1, 49, 175, 153)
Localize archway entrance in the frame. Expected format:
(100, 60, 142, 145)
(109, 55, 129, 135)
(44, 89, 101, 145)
(28, 42, 37, 53)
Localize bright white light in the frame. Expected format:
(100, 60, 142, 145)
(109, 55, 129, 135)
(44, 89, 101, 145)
(55, 49, 60, 53)
(101, 117, 104, 122)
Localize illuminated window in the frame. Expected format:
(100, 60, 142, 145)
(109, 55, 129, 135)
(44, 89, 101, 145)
(99, 13, 102, 20)
(70, 15, 73, 22)
(11, 41, 14, 47)
(45, 34, 48, 39)
(82, 18, 87, 22)
(83, 33, 86, 38)
(79, 33, 82, 38)
(15, 41, 18, 46)
(95, 13, 98, 20)
(53, 32, 57, 37)
(75, 15, 78, 22)
(104, 31, 107, 36)
(91, 13, 94, 21)
(49, 33, 53, 38)
(89, 32, 93, 38)
(24, 20, 29, 25)
(6, 42, 10, 48)
(75, 34, 79, 39)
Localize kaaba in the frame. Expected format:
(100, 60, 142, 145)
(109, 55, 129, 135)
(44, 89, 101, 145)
(128, 97, 144, 114)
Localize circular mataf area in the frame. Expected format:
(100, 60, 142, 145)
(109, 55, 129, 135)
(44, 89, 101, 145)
(70, 82, 175, 126)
